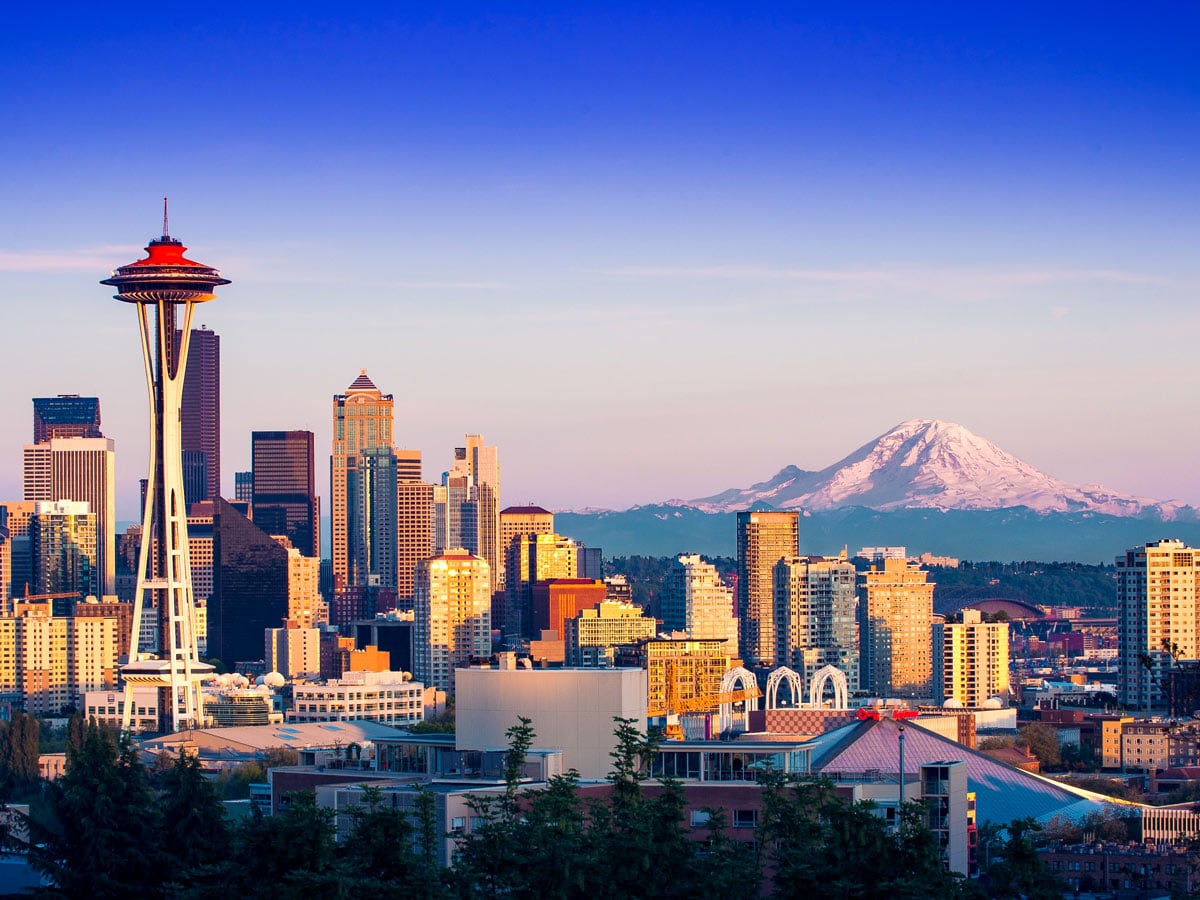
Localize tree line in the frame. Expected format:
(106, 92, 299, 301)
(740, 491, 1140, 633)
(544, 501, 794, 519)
(4, 716, 1066, 899)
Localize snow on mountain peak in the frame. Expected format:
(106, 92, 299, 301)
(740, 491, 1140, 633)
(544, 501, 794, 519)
(689, 419, 1179, 517)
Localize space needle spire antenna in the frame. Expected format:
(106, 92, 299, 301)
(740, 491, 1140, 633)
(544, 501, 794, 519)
(102, 209, 229, 733)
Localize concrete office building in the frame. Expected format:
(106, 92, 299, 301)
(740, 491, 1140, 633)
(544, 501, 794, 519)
(456, 657, 646, 779)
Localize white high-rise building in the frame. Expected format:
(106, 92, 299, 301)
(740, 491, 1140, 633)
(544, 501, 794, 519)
(933, 608, 1009, 707)
(660, 554, 739, 657)
(773, 555, 859, 690)
(23, 437, 116, 595)
(1118, 539, 1200, 711)
(414, 551, 491, 695)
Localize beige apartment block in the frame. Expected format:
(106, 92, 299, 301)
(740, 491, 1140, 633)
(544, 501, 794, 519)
(414, 552, 491, 694)
(936, 609, 1010, 707)
(862, 557, 935, 699)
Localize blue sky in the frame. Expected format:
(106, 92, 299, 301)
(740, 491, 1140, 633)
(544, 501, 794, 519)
(2, 4, 1198, 518)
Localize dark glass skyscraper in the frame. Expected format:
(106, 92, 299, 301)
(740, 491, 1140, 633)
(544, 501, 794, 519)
(177, 326, 220, 503)
(211, 498, 288, 665)
(349, 447, 397, 589)
(251, 430, 319, 558)
(32, 395, 102, 443)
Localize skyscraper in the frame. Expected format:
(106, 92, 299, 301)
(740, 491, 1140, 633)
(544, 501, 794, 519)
(661, 554, 739, 656)
(860, 558, 935, 699)
(350, 447, 398, 589)
(773, 554, 859, 690)
(934, 608, 1009, 707)
(251, 430, 319, 557)
(396, 476, 435, 604)
(414, 551, 491, 694)
(210, 498, 289, 666)
(331, 371, 394, 590)
(22, 437, 116, 596)
(177, 326, 220, 505)
(1117, 539, 1200, 711)
(29, 500, 98, 598)
(103, 216, 227, 731)
(736, 511, 799, 668)
(32, 395, 102, 444)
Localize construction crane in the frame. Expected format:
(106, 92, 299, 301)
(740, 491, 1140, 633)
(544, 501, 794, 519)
(647, 661, 763, 739)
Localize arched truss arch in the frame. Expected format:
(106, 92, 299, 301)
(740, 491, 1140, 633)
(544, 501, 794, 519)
(807, 665, 849, 710)
(718, 666, 760, 735)
(765, 666, 804, 709)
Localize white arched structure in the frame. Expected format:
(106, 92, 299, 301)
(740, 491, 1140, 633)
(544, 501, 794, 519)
(765, 666, 804, 709)
(718, 666, 760, 735)
(807, 665, 849, 710)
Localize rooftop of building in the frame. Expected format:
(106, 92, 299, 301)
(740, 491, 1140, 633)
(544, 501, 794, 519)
(501, 505, 552, 515)
(141, 720, 410, 755)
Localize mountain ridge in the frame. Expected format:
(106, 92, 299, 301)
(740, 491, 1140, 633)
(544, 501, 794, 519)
(673, 418, 1192, 520)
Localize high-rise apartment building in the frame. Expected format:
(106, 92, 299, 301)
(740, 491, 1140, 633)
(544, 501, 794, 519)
(286, 548, 327, 629)
(861, 558, 935, 699)
(1117, 540, 1200, 710)
(774, 554, 860, 690)
(32, 395, 102, 444)
(736, 511, 799, 668)
(414, 551, 491, 694)
(661, 554, 739, 657)
(177, 326, 221, 504)
(251, 430, 319, 558)
(0, 600, 119, 716)
(265, 621, 321, 677)
(22, 437, 116, 595)
(933, 608, 1009, 707)
(331, 371, 394, 590)
(29, 501, 98, 598)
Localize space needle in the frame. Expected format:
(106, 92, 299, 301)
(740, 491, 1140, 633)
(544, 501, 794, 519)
(102, 202, 228, 732)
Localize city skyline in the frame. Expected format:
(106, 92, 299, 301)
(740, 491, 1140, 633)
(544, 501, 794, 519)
(2, 6, 1198, 518)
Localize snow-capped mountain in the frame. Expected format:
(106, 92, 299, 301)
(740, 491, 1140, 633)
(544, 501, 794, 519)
(686, 419, 1191, 519)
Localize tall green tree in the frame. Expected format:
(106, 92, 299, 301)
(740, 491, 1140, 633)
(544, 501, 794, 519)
(158, 752, 231, 875)
(29, 720, 165, 898)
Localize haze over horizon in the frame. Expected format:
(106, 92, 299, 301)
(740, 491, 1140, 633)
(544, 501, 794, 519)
(3, 5, 1198, 520)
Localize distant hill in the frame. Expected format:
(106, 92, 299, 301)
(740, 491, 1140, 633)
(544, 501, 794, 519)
(558, 505, 1200, 564)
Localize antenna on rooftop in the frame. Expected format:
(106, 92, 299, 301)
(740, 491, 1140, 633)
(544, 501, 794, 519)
(162, 197, 169, 239)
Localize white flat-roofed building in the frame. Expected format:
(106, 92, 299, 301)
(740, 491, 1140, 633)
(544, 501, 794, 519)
(289, 669, 427, 727)
(455, 656, 647, 779)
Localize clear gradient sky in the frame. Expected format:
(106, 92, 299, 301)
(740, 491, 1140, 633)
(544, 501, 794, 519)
(2, 4, 1198, 521)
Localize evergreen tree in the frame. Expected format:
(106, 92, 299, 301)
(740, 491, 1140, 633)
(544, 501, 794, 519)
(158, 753, 231, 877)
(29, 720, 165, 898)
